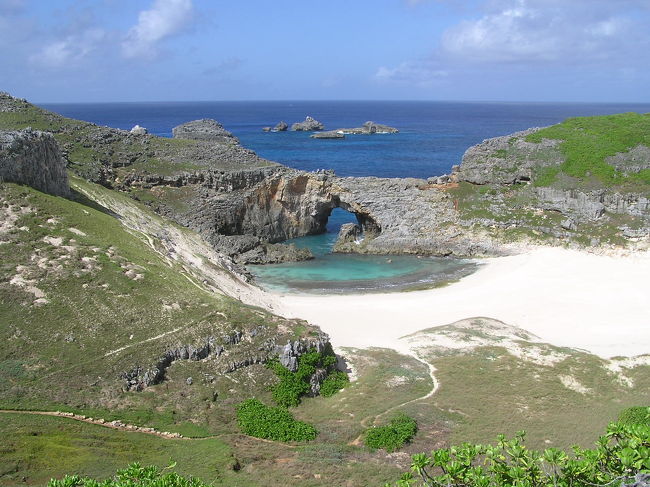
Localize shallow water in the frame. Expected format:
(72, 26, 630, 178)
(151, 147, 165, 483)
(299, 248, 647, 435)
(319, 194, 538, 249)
(249, 209, 480, 294)
(249, 253, 480, 294)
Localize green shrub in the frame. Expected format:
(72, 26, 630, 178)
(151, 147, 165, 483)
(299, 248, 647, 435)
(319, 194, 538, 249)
(236, 398, 317, 442)
(391, 422, 650, 487)
(320, 370, 350, 397)
(619, 406, 650, 426)
(48, 463, 206, 487)
(268, 348, 342, 407)
(365, 413, 417, 452)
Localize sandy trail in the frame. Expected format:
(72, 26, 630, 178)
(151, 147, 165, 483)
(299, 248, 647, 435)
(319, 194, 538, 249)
(277, 247, 650, 358)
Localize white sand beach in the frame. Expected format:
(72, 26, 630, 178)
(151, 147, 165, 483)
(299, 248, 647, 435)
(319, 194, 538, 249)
(276, 247, 650, 358)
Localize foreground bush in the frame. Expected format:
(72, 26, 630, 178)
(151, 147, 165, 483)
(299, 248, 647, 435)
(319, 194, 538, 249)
(48, 463, 206, 487)
(365, 413, 418, 452)
(236, 398, 317, 442)
(390, 421, 650, 487)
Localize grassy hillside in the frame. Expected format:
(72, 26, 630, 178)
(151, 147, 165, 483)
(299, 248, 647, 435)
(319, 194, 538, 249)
(0, 180, 321, 434)
(526, 112, 650, 187)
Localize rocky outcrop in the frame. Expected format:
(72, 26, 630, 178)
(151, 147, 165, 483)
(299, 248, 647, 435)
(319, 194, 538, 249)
(456, 128, 563, 185)
(123, 329, 332, 392)
(337, 121, 399, 135)
(332, 223, 361, 251)
(273, 121, 288, 132)
(172, 119, 240, 145)
(262, 121, 289, 132)
(0, 128, 70, 197)
(291, 116, 324, 131)
(311, 130, 345, 139)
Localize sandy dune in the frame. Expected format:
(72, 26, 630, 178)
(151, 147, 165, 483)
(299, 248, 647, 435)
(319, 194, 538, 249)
(276, 247, 650, 358)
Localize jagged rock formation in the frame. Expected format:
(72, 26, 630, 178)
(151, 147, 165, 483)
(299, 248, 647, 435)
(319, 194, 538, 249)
(172, 118, 240, 145)
(0, 128, 70, 197)
(123, 328, 331, 392)
(291, 116, 324, 131)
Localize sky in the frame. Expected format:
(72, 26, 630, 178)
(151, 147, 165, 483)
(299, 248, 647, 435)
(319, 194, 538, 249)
(1, 0, 650, 103)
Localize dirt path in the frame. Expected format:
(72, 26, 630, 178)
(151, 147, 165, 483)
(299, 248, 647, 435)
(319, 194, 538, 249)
(0, 409, 184, 439)
(349, 349, 439, 446)
(0, 410, 299, 449)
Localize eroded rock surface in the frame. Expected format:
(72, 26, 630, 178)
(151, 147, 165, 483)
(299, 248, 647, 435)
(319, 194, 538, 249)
(0, 129, 70, 197)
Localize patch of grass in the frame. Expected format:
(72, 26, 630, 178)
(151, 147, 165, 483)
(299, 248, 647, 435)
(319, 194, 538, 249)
(364, 413, 417, 452)
(236, 399, 317, 442)
(618, 406, 650, 426)
(416, 340, 650, 449)
(0, 413, 243, 487)
(526, 112, 650, 187)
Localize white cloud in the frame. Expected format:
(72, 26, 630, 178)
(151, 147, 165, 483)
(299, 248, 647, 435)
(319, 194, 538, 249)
(376, 61, 448, 86)
(122, 0, 194, 59)
(29, 28, 106, 68)
(440, 0, 637, 64)
(377, 0, 650, 85)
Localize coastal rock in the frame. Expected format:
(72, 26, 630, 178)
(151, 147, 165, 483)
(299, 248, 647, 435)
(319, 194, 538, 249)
(130, 125, 148, 135)
(172, 119, 240, 145)
(310, 130, 345, 139)
(235, 242, 314, 264)
(273, 121, 288, 132)
(332, 223, 361, 252)
(262, 127, 272, 132)
(337, 121, 399, 135)
(456, 128, 563, 185)
(291, 116, 324, 131)
(0, 128, 70, 197)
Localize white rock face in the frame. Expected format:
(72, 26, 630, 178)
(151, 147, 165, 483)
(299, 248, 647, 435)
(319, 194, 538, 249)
(130, 125, 148, 135)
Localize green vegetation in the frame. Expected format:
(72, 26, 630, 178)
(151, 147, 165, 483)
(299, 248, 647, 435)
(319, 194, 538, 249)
(391, 422, 649, 487)
(0, 413, 240, 486)
(319, 371, 350, 397)
(526, 112, 650, 186)
(268, 349, 340, 407)
(236, 399, 317, 442)
(48, 464, 208, 487)
(619, 407, 650, 427)
(365, 413, 418, 452)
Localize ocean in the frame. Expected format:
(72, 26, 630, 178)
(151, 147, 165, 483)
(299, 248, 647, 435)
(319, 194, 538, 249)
(42, 100, 650, 293)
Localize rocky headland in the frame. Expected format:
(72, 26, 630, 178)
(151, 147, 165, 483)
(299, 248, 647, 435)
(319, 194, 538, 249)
(1, 91, 648, 268)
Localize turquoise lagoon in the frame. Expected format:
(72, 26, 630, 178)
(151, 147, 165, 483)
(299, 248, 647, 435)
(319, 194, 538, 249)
(248, 209, 480, 294)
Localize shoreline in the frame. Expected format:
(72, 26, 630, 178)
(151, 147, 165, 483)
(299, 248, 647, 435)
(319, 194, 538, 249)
(272, 246, 650, 358)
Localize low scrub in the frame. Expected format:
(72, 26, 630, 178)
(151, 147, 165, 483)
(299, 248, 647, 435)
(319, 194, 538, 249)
(320, 370, 350, 397)
(391, 422, 650, 487)
(236, 398, 317, 442)
(268, 349, 344, 407)
(365, 413, 417, 452)
(48, 463, 207, 487)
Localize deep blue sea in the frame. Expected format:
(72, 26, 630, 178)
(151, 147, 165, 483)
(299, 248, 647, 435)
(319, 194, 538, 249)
(42, 100, 650, 293)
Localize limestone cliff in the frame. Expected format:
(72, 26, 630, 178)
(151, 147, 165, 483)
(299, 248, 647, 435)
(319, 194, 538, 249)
(0, 128, 70, 197)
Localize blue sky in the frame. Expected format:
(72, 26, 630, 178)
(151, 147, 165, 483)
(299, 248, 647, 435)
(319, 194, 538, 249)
(1, 0, 650, 102)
